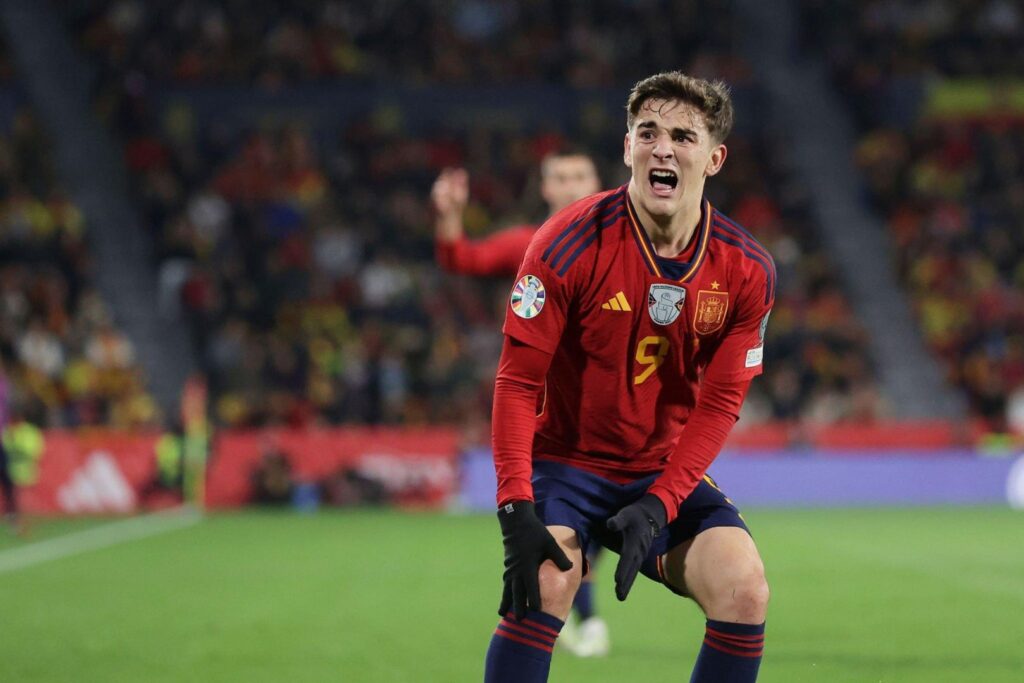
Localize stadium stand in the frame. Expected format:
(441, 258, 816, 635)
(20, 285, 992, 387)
(52, 0, 885, 428)
(65, 0, 747, 86)
(0, 103, 159, 428)
(799, 0, 1024, 432)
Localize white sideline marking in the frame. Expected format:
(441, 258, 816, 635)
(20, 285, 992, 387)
(0, 507, 202, 574)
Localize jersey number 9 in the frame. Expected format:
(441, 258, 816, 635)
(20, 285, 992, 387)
(634, 336, 669, 385)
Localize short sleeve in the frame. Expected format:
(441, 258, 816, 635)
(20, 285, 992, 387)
(501, 232, 576, 355)
(703, 267, 774, 383)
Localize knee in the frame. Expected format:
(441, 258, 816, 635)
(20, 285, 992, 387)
(537, 559, 582, 620)
(731, 569, 770, 623)
(704, 562, 769, 624)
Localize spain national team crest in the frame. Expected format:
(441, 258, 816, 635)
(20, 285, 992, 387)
(694, 289, 729, 335)
(647, 284, 686, 326)
(510, 274, 546, 319)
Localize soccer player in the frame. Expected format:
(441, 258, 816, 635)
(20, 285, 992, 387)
(432, 149, 601, 277)
(483, 71, 774, 683)
(432, 150, 613, 657)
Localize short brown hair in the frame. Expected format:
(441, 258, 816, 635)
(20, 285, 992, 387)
(626, 71, 734, 143)
(540, 146, 595, 176)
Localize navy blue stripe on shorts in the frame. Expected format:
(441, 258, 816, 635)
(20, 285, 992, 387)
(531, 460, 748, 591)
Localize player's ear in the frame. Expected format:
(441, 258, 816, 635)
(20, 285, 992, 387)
(623, 132, 632, 168)
(704, 143, 727, 177)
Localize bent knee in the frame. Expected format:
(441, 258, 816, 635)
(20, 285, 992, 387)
(730, 570, 769, 622)
(705, 565, 769, 623)
(538, 559, 581, 597)
(537, 560, 582, 619)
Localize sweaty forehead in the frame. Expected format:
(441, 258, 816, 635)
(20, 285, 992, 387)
(636, 98, 707, 134)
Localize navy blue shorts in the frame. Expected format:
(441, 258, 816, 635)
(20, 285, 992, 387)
(532, 460, 748, 593)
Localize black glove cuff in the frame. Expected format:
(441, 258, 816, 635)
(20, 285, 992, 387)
(497, 500, 536, 530)
(636, 493, 668, 533)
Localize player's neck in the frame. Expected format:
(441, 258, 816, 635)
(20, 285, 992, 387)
(632, 193, 703, 258)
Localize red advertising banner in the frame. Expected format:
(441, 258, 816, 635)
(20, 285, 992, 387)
(14, 422, 991, 515)
(18, 431, 161, 515)
(726, 420, 980, 450)
(206, 427, 460, 509)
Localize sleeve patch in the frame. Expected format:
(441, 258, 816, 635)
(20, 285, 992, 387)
(745, 346, 764, 368)
(510, 275, 546, 319)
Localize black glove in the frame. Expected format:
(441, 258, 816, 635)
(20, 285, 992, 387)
(606, 493, 667, 601)
(496, 500, 573, 619)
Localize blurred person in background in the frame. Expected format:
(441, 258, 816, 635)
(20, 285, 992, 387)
(433, 149, 601, 277)
(140, 419, 185, 509)
(0, 357, 24, 535)
(433, 150, 613, 657)
(250, 436, 294, 506)
(484, 71, 772, 683)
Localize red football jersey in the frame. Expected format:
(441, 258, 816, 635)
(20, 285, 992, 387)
(435, 224, 537, 277)
(502, 184, 776, 483)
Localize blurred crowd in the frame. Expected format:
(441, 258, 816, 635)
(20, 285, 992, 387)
(801, 0, 1024, 430)
(719, 142, 883, 425)
(801, 0, 1023, 126)
(46, 0, 883, 428)
(0, 108, 158, 428)
(124, 113, 883, 429)
(66, 0, 749, 88)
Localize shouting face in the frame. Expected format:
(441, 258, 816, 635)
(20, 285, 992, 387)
(624, 98, 726, 226)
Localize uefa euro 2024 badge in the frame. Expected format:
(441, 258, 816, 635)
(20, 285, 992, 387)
(647, 284, 686, 325)
(511, 274, 546, 319)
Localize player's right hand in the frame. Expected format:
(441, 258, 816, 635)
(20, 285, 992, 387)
(430, 167, 469, 218)
(496, 500, 573, 620)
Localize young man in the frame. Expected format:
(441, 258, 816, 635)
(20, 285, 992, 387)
(484, 71, 774, 682)
(432, 150, 613, 657)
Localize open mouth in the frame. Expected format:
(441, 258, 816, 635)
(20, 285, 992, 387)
(649, 169, 678, 196)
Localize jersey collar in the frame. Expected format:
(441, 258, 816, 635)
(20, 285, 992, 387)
(625, 192, 712, 282)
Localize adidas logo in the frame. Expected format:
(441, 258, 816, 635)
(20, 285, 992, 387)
(57, 451, 137, 513)
(601, 291, 632, 311)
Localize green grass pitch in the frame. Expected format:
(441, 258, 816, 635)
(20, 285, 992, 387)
(1, 507, 1022, 682)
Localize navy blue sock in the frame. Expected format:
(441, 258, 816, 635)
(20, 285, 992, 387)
(690, 619, 765, 683)
(484, 611, 563, 683)
(572, 581, 595, 620)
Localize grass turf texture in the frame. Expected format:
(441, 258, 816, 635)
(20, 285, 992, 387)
(0, 507, 1021, 682)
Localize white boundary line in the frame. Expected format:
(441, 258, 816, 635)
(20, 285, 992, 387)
(0, 507, 203, 574)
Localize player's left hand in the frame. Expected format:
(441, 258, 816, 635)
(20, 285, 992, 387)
(606, 494, 667, 601)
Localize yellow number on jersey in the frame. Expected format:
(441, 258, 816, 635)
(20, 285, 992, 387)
(634, 336, 670, 385)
